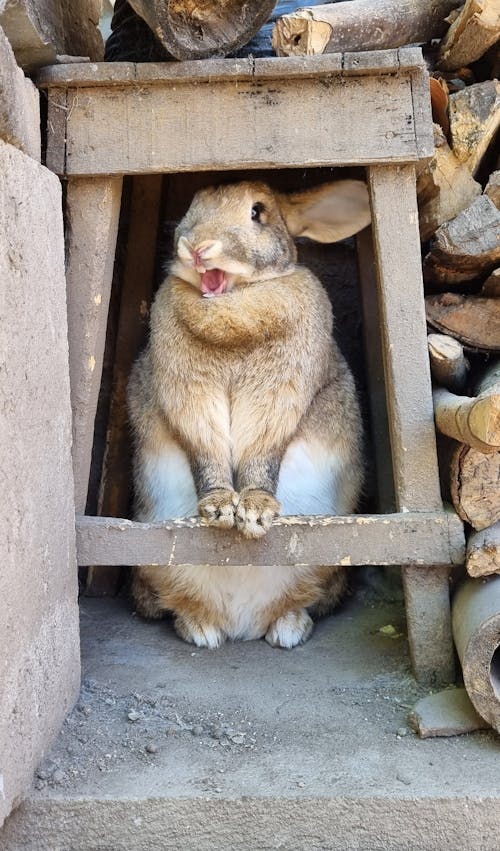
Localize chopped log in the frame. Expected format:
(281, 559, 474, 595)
(438, 0, 500, 71)
(452, 576, 500, 733)
(416, 124, 481, 242)
(448, 80, 500, 176)
(482, 268, 500, 296)
(485, 171, 500, 209)
(423, 194, 500, 286)
(433, 387, 500, 452)
(126, 0, 277, 60)
(272, 0, 463, 56)
(0, 0, 103, 70)
(433, 359, 500, 451)
(426, 292, 500, 352)
(428, 333, 469, 393)
(466, 523, 500, 577)
(449, 442, 500, 530)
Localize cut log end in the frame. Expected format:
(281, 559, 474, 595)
(128, 0, 277, 59)
(428, 332, 469, 393)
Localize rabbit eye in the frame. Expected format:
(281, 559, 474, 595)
(251, 202, 265, 223)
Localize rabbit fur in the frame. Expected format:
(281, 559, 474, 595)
(128, 179, 369, 649)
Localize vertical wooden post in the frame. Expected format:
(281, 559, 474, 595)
(65, 176, 123, 514)
(85, 174, 164, 595)
(367, 164, 456, 687)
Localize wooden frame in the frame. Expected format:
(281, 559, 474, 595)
(39, 49, 464, 686)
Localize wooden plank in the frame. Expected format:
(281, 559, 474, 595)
(86, 174, 163, 596)
(368, 165, 442, 511)
(65, 176, 123, 513)
(75, 512, 465, 568)
(368, 163, 455, 686)
(61, 75, 427, 176)
(37, 51, 427, 88)
(356, 226, 396, 511)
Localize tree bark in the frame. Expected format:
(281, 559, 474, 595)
(272, 0, 462, 56)
(127, 0, 278, 59)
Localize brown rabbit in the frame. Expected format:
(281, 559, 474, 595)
(128, 179, 369, 649)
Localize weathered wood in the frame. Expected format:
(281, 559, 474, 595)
(450, 443, 500, 531)
(65, 177, 123, 513)
(466, 523, 500, 577)
(369, 166, 442, 511)
(426, 293, 500, 352)
(423, 195, 500, 286)
(75, 512, 465, 568)
(356, 226, 396, 511)
(38, 54, 433, 177)
(272, 0, 462, 56)
(127, 0, 277, 60)
(438, 0, 500, 71)
(368, 164, 455, 686)
(0, 0, 103, 70)
(416, 124, 481, 242)
(433, 387, 500, 452)
(448, 80, 500, 176)
(86, 175, 163, 596)
(428, 333, 469, 393)
(452, 576, 500, 732)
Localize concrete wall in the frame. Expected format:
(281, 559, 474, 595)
(0, 32, 80, 823)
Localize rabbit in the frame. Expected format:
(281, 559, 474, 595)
(127, 178, 370, 649)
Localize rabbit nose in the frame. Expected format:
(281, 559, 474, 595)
(178, 236, 222, 270)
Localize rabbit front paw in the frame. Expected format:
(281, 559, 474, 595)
(175, 615, 226, 648)
(235, 488, 280, 539)
(265, 609, 313, 649)
(198, 488, 238, 529)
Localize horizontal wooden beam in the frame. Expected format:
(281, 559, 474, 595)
(41, 52, 433, 176)
(76, 511, 465, 568)
(37, 49, 426, 88)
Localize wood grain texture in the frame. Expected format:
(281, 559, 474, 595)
(127, 0, 277, 60)
(75, 511, 465, 568)
(466, 523, 500, 577)
(368, 165, 442, 511)
(438, 0, 500, 71)
(39, 53, 433, 176)
(272, 0, 462, 56)
(65, 177, 123, 513)
(448, 80, 500, 175)
(426, 293, 500, 352)
(433, 386, 500, 453)
(428, 333, 469, 394)
(86, 175, 163, 596)
(450, 444, 500, 531)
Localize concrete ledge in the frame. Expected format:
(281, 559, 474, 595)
(3, 796, 500, 851)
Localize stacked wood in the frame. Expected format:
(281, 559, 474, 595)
(428, 333, 469, 393)
(0, 0, 103, 69)
(272, 0, 463, 56)
(433, 360, 500, 452)
(467, 524, 500, 576)
(452, 576, 500, 733)
(126, 0, 277, 59)
(423, 194, 500, 286)
(438, 0, 500, 71)
(449, 442, 500, 530)
(416, 125, 481, 242)
(447, 80, 500, 176)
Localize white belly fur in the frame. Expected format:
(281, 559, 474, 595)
(142, 438, 345, 639)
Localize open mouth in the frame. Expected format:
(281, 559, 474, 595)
(201, 268, 228, 297)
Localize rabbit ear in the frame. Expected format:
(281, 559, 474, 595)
(280, 180, 371, 243)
